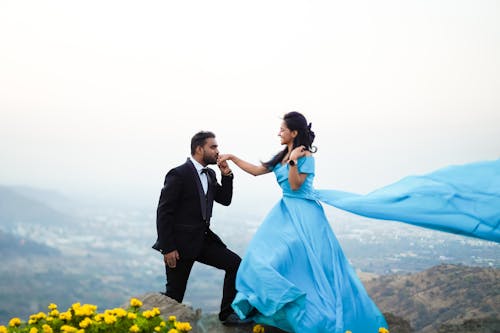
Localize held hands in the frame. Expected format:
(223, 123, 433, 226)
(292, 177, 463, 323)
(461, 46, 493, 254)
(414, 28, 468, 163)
(217, 154, 232, 164)
(217, 154, 233, 176)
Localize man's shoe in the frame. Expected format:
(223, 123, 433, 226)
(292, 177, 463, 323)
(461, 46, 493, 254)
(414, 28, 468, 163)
(222, 312, 253, 326)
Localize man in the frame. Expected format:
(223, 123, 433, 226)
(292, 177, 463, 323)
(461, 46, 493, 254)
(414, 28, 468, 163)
(153, 131, 249, 325)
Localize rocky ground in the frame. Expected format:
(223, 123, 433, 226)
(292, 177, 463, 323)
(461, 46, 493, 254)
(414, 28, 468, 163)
(129, 293, 412, 333)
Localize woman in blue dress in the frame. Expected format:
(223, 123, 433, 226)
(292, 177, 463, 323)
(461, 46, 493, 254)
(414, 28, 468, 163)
(218, 111, 388, 332)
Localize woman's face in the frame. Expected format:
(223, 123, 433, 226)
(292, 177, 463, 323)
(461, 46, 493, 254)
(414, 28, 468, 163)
(278, 121, 295, 145)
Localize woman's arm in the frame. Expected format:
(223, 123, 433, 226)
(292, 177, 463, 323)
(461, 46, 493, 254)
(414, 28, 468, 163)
(288, 163, 308, 190)
(218, 154, 270, 176)
(288, 146, 310, 190)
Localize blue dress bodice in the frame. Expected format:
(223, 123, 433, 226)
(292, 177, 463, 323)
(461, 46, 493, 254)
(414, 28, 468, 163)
(273, 156, 317, 200)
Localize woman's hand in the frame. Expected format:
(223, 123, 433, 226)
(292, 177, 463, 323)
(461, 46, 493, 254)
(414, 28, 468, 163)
(217, 154, 233, 164)
(289, 145, 306, 161)
(217, 154, 233, 176)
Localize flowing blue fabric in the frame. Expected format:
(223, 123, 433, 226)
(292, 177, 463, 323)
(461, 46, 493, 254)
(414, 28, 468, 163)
(232, 157, 499, 333)
(316, 159, 500, 243)
(233, 157, 387, 333)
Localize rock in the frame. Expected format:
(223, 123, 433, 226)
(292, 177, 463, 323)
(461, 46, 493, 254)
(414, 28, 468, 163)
(197, 314, 256, 333)
(127, 293, 257, 333)
(124, 293, 202, 325)
(437, 317, 500, 333)
(384, 312, 413, 333)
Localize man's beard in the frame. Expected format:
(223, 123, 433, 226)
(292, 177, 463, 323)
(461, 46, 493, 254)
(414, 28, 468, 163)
(203, 154, 217, 165)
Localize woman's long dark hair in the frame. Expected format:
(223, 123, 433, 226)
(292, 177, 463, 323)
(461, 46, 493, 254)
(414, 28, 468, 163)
(263, 111, 317, 169)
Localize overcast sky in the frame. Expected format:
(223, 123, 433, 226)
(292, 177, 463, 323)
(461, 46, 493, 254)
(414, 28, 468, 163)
(1, 0, 499, 210)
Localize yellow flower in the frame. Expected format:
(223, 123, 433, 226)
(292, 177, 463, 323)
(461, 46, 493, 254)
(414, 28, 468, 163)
(79, 317, 93, 328)
(160, 321, 167, 327)
(30, 328, 39, 333)
(0, 326, 8, 333)
(9, 318, 21, 327)
(167, 329, 179, 333)
(253, 324, 265, 333)
(48, 303, 58, 310)
(61, 325, 78, 333)
(29, 311, 47, 325)
(142, 308, 160, 319)
(127, 312, 137, 320)
(130, 324, 141, 333)
(168, 315, 176, 322)
(73, 304, 97, 317)
(104, 313, 117, 325)
(174, 321, 192, 331)
(42, 324, 53, 333)
(59, 311, 72, 321)
(143, 310, 158, 319)
(50, 309, 60, 317)
(112, 308, 128, 318)
(130, 298, 143, 308)
(379, 328, 389, 333)
(155, 326, 161, 332)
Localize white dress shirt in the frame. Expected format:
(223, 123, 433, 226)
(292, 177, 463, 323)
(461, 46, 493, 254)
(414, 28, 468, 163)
(190, 157, 208, 194)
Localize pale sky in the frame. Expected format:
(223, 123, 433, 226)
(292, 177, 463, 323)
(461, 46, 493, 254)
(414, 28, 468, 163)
(1, 0, 499, 210)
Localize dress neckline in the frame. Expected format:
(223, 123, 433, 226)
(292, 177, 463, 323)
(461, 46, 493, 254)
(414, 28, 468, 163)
(278, 155, 313, 168)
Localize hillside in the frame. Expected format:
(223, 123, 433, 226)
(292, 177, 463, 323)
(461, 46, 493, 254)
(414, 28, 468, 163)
(364, 264, 499, 332)
(0, 229, 59, 257)
(0, 186, 72, 227)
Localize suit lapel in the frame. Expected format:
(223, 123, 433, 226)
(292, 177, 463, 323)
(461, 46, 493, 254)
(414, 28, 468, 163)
(186, 159, 208, 221)
(206, 169, 215, 220)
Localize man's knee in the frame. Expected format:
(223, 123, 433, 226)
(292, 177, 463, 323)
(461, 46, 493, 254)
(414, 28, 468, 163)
(227, 253, 241, 273)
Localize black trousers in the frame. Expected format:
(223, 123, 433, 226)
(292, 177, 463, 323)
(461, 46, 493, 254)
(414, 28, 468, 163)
(164, 235, 241, 321)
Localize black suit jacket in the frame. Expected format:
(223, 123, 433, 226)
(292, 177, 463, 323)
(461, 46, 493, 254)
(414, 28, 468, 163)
(152, 158, 233, 259)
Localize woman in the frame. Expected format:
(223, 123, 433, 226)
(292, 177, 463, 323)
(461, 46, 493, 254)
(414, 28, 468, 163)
(218, 111, 388, 332)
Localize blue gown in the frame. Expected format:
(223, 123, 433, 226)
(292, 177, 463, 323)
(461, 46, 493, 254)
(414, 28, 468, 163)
(232, 157, 499, 333)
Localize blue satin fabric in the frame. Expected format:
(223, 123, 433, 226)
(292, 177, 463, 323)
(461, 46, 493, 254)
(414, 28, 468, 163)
(232, 157, 499, 332)
(233, 157, 388, 332)
(316, 159, 500, 243)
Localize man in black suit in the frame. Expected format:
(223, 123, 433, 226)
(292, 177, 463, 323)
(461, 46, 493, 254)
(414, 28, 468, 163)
(153, 131, 248, 325)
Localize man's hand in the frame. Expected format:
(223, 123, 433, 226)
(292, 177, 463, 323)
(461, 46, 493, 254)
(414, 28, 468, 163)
(217, 159, 233, 176)
(164, 250, 180, 268)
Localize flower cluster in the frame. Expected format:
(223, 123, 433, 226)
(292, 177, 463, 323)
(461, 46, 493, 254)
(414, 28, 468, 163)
(0, 298, 192, 333)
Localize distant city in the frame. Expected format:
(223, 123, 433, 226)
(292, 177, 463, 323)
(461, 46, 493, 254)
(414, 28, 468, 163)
(0, 186, 498, 324)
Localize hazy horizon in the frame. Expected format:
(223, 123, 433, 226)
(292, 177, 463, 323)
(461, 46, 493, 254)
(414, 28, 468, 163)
(1, 1, 499, 210)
